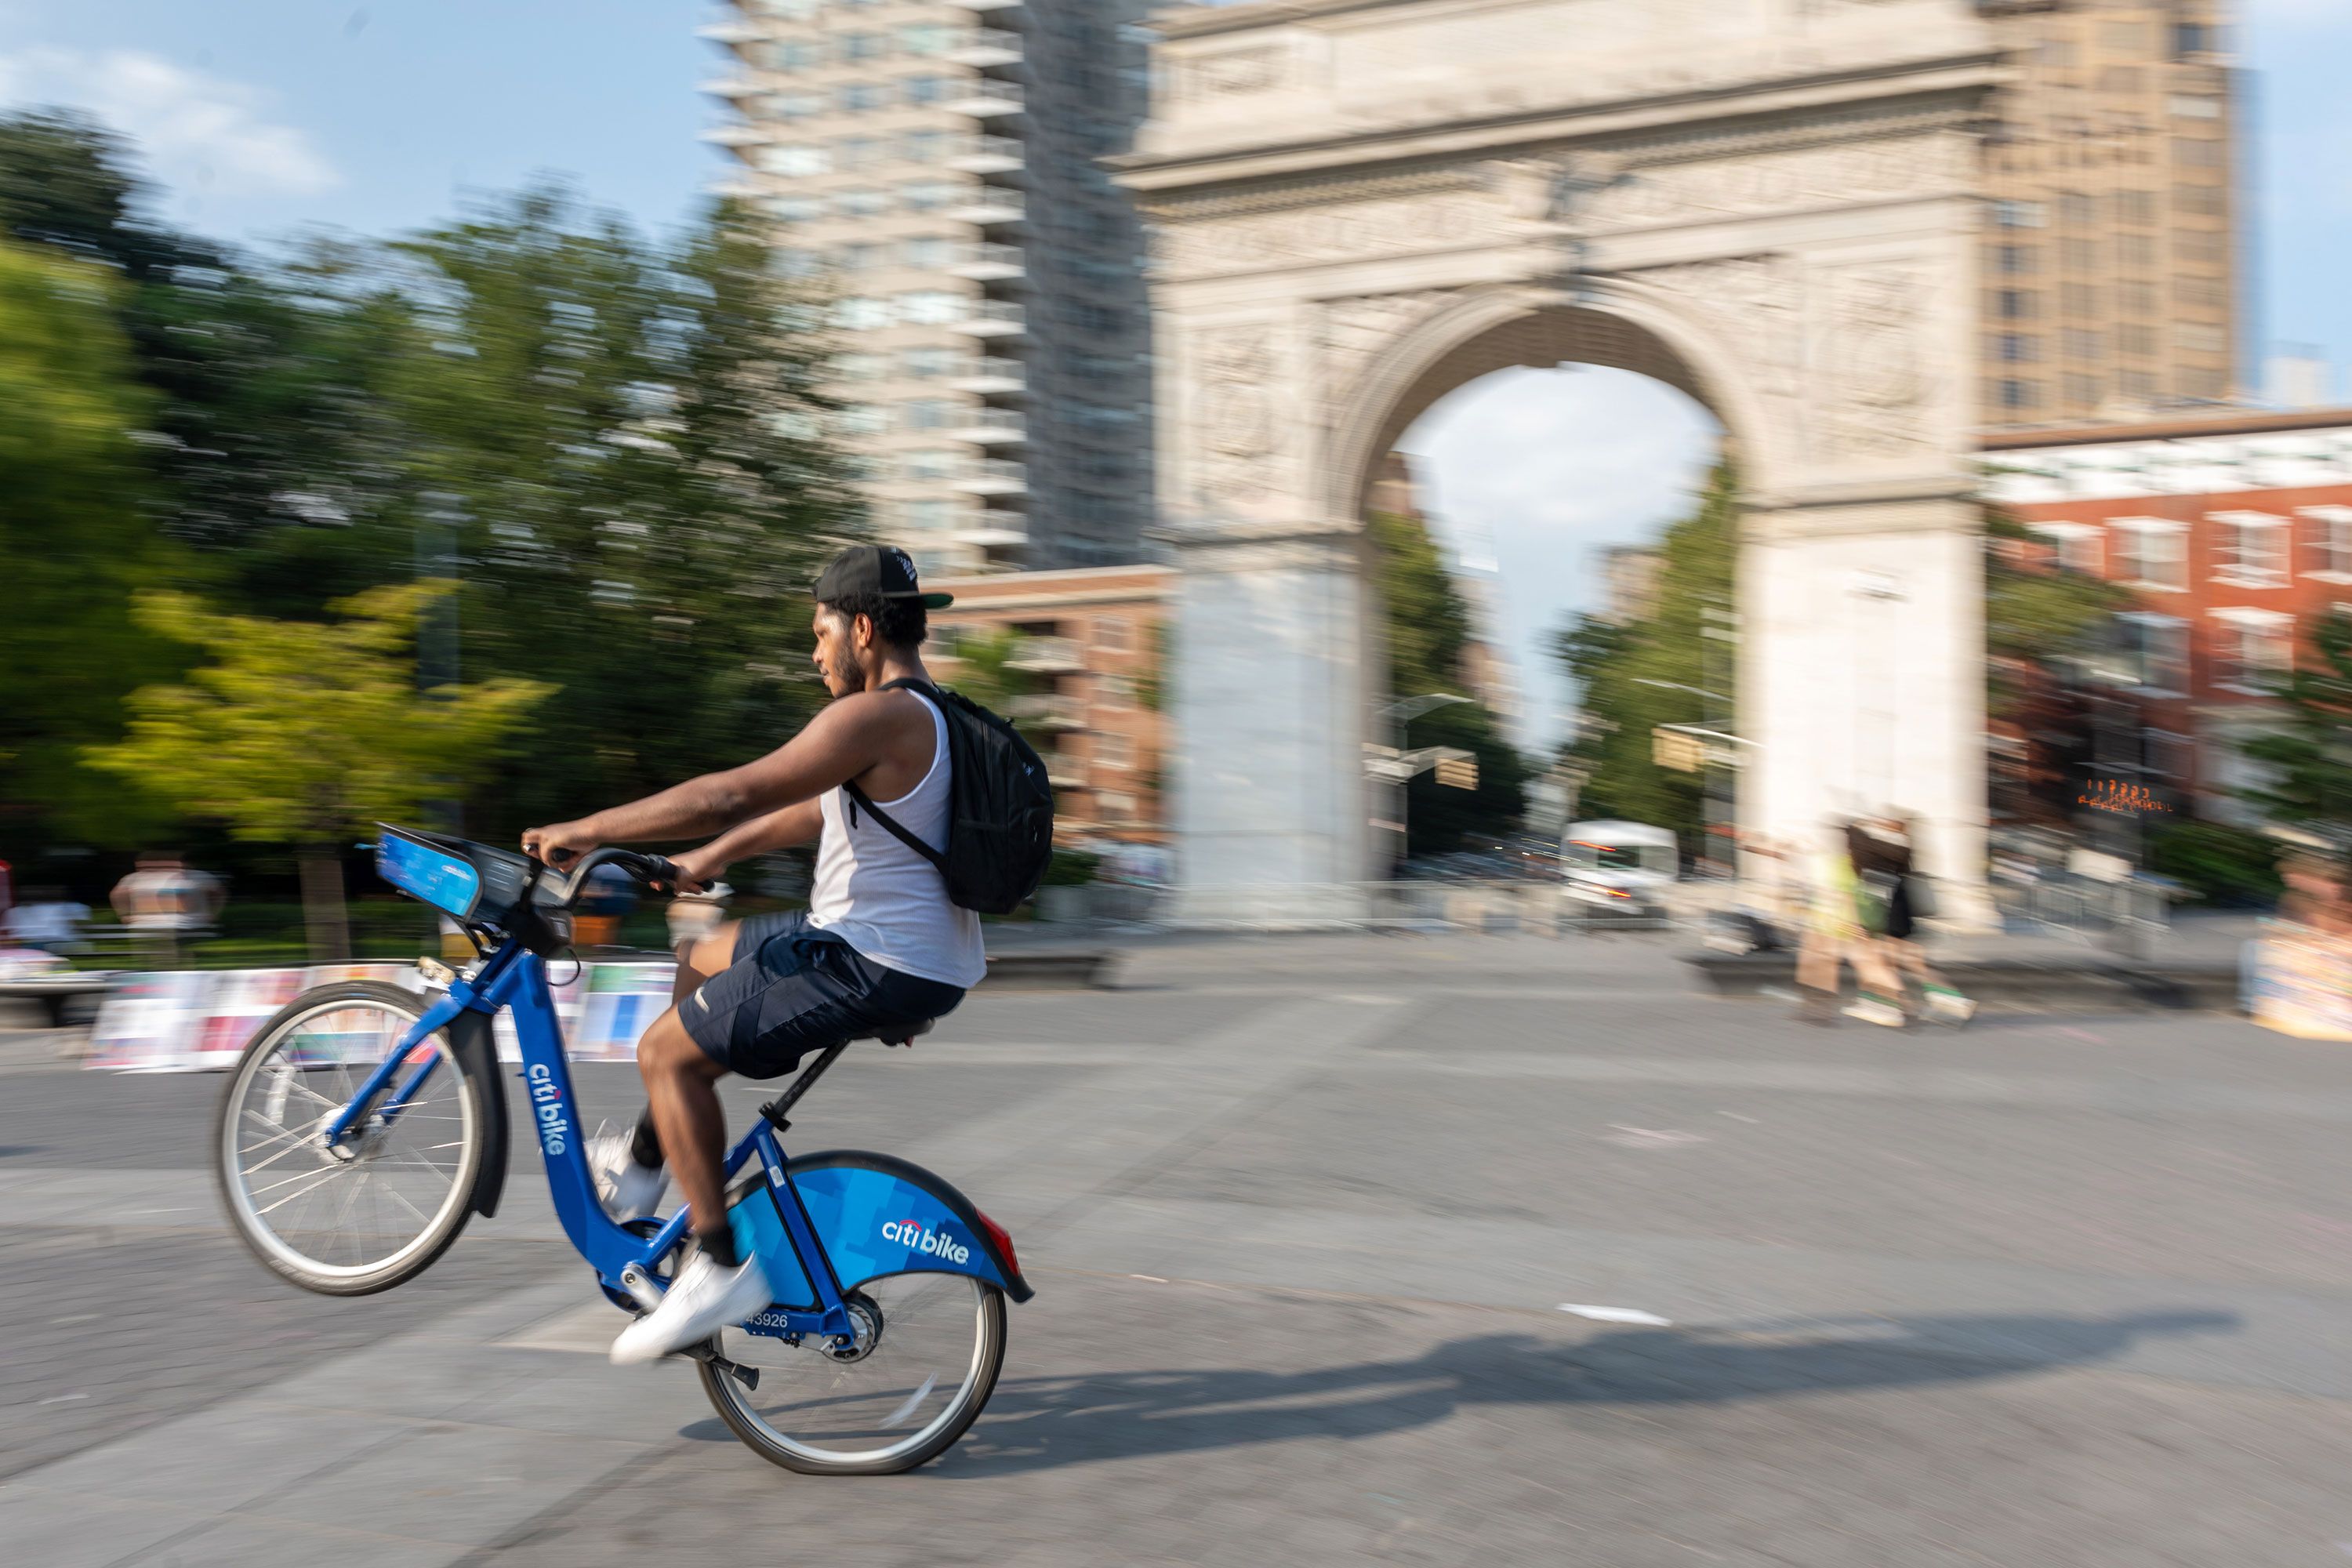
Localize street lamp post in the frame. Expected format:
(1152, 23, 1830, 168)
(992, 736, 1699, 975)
(1634, 672, 1740, 880)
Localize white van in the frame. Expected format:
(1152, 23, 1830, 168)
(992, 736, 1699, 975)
(1559, 820, 1679, 918)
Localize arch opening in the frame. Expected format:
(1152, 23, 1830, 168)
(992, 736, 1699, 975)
(1343, 301, 1739, 874)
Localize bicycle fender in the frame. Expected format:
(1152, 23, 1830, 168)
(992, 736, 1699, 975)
(448, 1007, 510, 1219)
(787, 1151, 1033, 1304)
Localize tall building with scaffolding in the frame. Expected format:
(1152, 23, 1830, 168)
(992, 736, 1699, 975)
(697, 0, 1157, 575)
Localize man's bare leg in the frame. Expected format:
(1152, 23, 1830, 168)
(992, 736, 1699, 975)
(617, 924, 742, 1180)
(670, 921, 739, 1007)
(611, 1002, 773, 1363)
(635, 1009, 733, 1251)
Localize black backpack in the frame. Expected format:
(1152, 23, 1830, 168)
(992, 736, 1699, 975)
(844, 678, 1055, 915)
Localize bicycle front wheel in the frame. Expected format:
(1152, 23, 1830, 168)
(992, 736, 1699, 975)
(215, 982, 486, 1295)
(700, 1272, 1007, 1475)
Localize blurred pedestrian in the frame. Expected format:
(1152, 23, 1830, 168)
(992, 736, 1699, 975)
(110, 851, 223, 967)
(5, 887, 91, 954)
(1794, 818, 1907, 1027)
(1869, 814, 1974, 1024)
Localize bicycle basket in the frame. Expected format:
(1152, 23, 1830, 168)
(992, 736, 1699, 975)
(375, 826, 534, 925)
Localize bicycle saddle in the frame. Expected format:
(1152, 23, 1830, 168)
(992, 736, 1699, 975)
(877, 1019, 935, 1048)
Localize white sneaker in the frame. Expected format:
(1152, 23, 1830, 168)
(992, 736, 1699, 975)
(611, 1250, 771, 1365)
(1925, 989, 1977, 1025)
(587, 1127, 669, 1221)
(1842, 996, 1907, 1029)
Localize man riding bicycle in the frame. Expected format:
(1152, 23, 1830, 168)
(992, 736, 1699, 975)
(522, 545, 985, 1365)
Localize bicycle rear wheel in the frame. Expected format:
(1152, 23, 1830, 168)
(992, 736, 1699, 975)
(215, 982, 486, 1295)
(699, 1272, 1006, 1475)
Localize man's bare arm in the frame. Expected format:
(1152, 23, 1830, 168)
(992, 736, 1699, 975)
(523, 696, 893, 864)
(670, 801, 822, 890)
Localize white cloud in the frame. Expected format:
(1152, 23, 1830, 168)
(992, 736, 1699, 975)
(0, 46, 336, 200)
(1402, 366, 1720, 749)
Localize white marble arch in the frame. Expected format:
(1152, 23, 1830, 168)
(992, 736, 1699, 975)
(1116, 0, 2005, 923)
(1322, 281, 1784, 518)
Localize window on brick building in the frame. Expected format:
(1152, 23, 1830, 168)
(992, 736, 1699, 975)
(2031, 523, 2103, 576)
(2143, 729, 2193, 782)
(2305, 508, 2352, 578)
(2212, 612, 2292, 692)
(2113, 519, 2187, 589)
(2212, 512, 2288, 587)
(2116, 613, 2190, 694)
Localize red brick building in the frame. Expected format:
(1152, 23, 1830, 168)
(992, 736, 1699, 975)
(1986, 408, 2352, 823)
(924, 564, 1173, 844)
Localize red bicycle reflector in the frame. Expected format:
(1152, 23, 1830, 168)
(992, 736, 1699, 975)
(975, 1207, 1019, 1278)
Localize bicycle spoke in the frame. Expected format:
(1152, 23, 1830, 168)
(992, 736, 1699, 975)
(255, 1165, 347, 1217)
(223, 995, 476, 1282)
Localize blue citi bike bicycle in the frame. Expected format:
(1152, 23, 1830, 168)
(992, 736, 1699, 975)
(212, 825, 1032, 1475)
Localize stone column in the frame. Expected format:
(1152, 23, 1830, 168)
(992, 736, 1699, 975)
(1741, 493, 1994, 925)
(1163, 516, 1380, 926)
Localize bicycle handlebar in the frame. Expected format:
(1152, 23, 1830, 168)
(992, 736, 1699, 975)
(532, 846, 687, 906)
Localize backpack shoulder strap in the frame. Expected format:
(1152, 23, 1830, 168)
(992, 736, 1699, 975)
(839, 676, 949, 871)
(842, 781, 948, 872)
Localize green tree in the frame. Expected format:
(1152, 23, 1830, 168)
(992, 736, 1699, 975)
(2240, 609, 2352, 834)
(1548, 462, 1739, 856)
(88, 584, 554, 959)
(1367, 508, 1530, 858)
(0, 111, 862, 874)
(0, 238, 179, 851)
(1981, 506, 2134, 824)
(376, 188, 859, 840)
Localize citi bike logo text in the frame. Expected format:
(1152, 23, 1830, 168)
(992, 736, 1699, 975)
(881, 1218, 969, 1265)
(526, 1063, 569, 1156)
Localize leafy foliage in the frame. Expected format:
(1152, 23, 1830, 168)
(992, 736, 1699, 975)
(2147, 820, 2284, 908)
(0, 238, 180, 844)
(1980, 508, 2136, 826)
(0, 104, 862, 873)
(87, 584, 554, 846)
(1548, 463, 1738, 855)
(1367, 508, 1529, 858)
(2240, 609, 2352, 834)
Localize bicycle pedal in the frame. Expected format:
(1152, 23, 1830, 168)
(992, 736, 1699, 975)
(683, 1342, 761, 1390)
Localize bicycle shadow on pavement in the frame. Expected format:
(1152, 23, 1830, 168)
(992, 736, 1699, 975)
(931, 1308, 2235, 1475)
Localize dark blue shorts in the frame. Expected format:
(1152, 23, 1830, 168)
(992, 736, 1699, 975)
(679, 912, 965, 1080)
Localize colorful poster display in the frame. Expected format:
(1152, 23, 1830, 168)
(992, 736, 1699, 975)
(2250, 931, 2352, 1042)
(86, 961, 676, 1071)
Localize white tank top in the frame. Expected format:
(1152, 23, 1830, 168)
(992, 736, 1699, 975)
(806, 691, 988, 989)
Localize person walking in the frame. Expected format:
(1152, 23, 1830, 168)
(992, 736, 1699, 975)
(1869, 814, 1975, 1024)
(1793, 818, 1907, 1027)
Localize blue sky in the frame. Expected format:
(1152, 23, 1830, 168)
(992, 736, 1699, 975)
(2, 2, 2345, 744)
(0, 2, 718, 247)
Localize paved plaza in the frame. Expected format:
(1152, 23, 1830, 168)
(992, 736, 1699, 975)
(9, 932, 2352, 1565)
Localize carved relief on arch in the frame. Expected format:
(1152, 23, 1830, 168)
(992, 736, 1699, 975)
(1316, 289, 1463, 440)
(1176, 44, 1291, 100)
(1818, 262, 1936, 462)
(1622, 254, 1804, 452)
(1188, 323, 1287, 511)
(1152, 185, 1508, 281)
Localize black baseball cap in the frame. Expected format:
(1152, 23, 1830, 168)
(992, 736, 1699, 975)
(812, 543, 953, 610)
